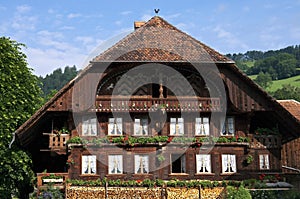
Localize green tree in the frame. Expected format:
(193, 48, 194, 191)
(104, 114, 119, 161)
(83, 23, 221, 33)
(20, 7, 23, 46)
(254, 72, 273, 89)
(272, 84, 300, 101)
(0, 37, 42, 198)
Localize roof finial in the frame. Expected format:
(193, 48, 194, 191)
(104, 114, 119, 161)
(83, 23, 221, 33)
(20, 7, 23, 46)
(154, 9, 160, 15)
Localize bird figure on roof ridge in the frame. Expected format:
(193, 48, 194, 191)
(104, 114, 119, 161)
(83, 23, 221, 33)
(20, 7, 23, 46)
(154, 9, 160, 15)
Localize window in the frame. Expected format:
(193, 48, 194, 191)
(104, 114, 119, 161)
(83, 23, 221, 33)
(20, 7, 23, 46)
(134, 155, 149, 174)
(108, 118, 122, 135)
(195, 117, 210, 135)
(134, 118, 148, 135)
(222, 154, 236, 173)
(171, 154, 186, 173)
(108, 155, 123, 174)
(259, 154, 270, 170)
(221, 117, 235, 135)
(82, 116, 97, 136)
(196, 154, 211, 173)
(170, 118, 184, 135)
(82, 155, 97, 174)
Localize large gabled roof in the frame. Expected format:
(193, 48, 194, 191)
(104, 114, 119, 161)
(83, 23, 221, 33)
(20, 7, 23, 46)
(93, 16, 233, 63)
(15, 16, 300, 146)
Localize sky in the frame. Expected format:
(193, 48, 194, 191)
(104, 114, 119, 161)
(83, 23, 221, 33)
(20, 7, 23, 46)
(1, 0, 300, 77)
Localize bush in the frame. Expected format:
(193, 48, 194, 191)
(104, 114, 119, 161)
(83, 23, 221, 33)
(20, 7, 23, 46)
(226, 185, 251, 199)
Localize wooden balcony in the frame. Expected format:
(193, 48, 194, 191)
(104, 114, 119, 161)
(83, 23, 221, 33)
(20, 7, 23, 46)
(37, 172, 68, 194)
(42, 133, 70, 155)
(93, 97, 221, 112)
(249, 134, 281, 149)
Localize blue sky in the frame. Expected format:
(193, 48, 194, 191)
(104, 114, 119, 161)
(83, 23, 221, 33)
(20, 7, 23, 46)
(1, 0, 300, 76)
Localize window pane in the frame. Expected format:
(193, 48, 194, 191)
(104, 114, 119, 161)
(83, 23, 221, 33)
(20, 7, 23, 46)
(108, 155, 123, 174)
(82, 116, 97, 136)
(134, 119, 141, 135)
(171, 154, 185, 173)
(222, 154, 236, 173)
(196, 154, 211, 173)
(135, 155, 149, 174)
(82, 155, 97, 174)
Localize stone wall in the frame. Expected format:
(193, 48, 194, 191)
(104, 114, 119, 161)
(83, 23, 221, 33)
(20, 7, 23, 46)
(66, 186, 225, 199)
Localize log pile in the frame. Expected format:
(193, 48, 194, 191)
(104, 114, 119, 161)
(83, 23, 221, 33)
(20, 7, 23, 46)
(66, 186, 225, 199)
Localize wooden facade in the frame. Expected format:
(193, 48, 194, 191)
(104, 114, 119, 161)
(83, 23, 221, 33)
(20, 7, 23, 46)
(15, 16, 300, 191)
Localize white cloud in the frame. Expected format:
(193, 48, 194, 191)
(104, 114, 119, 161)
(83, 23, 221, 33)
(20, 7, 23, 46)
(121, 11, 132, 15)
(75, 36, 94, 45)
(115, 20, 122, 26)
(60, 26, 75, 30)
(16, 5, 31, 13)
(67, 13, 82, 19)
(25, 46, 87, 77)
(213, 25, 248, 52)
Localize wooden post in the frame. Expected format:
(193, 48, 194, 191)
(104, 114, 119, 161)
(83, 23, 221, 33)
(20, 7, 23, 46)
(198, 185, 201, 199)
(105, 181, 108, 199)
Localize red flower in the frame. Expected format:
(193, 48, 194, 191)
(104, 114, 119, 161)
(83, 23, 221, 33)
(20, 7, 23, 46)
(123, 136, 129, 142)
(136, 180, 142, 184)
(275, 174, 280, 180)
(167, 137, 173, 143)
(235, 135, 239, 140)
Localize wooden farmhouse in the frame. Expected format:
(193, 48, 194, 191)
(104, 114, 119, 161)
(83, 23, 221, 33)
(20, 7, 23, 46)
(16, 16, 300, 193)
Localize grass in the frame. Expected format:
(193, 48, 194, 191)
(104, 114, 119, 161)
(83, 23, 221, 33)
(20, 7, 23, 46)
(267, 74, 300, 92)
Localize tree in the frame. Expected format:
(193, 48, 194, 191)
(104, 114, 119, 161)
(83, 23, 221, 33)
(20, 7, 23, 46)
(254, 72, 273, 89)
(272, 84, 300, 101)
(39, 65, 78, 97)
(0, 37, 42, 198)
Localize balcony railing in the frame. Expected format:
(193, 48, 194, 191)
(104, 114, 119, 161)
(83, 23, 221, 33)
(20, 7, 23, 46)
(37, 172, 68, 194)
(43, 133, 70, 154)
(93, 97, 221, 112)
(249, 134, 281, 149)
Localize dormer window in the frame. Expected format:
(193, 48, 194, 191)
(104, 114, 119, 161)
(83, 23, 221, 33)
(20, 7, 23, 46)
(108, 118, 123, 135)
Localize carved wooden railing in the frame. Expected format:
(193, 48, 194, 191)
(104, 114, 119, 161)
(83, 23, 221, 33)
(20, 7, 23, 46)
(44, 133, 70, 150)
(249, 134, 281, 149)
(94, 97, 221, 112)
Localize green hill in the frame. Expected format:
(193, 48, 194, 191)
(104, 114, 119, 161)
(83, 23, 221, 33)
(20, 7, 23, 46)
(267, 74, 300, 92)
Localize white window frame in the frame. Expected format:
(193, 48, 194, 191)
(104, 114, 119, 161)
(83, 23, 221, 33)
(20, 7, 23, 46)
(170, 118, 184, 135)
(134, 118, 148, 136)
(196, 154, 211, 173)
(108, 118, 123, 135)
(171, 154, 186, 173)
(82, 116, 97, 136)
(259, 154, 270, 170)
(82, 155, 97, 175)
(134, 155, 149, 174)
(222, 154, 236, 173)
(195, 117, 210, 135)
(108, 155, 123, 174)
(221, 117, 235, 135)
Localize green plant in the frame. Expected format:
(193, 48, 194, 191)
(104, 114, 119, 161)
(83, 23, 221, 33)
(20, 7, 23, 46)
(246, 155, 254, 164)
(156, 154, 165, 162)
